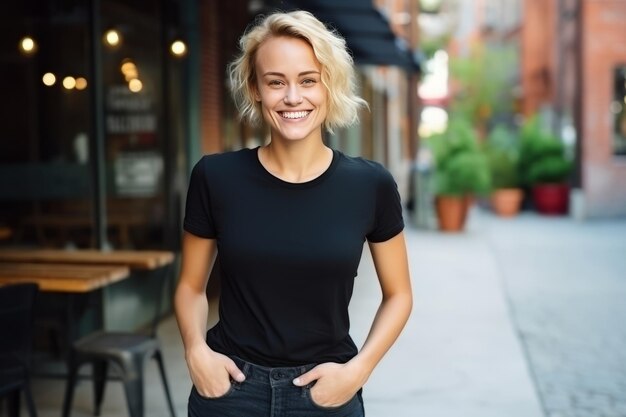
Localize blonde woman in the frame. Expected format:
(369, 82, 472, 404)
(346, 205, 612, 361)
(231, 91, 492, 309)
(175, 10, 412, 417)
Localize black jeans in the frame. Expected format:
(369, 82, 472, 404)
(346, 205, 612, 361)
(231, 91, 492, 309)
(188, 355, 365, 417)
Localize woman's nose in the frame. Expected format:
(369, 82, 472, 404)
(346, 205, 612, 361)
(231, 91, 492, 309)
(283, 86, 303, 105)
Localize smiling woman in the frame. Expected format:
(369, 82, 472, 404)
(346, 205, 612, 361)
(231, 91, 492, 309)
(253, 36, 328, 147)
(228, 11, 366, 134)
(175, 10, 412, 417)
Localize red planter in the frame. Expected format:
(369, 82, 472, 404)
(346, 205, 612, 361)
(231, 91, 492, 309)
(532, 183, 569, 215)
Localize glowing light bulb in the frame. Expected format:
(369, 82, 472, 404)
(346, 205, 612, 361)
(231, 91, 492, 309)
(104, 29, 121, 47)
(63, 76, 76, 89)
(42, 72, 56, 86)
(128, 78, 143, 93)
(121, 61, 136, 74)
(171, 40, 187, 56)
(20, 36, 37, 55)
(75, 77, 88, 90)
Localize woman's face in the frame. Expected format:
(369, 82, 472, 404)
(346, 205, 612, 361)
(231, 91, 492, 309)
(254, 36, 328, 143)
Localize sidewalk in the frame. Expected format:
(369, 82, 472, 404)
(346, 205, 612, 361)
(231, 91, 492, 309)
(352, 209, 544, 417)
(28, 209, 626, 417)
(482, 211, 626, 417)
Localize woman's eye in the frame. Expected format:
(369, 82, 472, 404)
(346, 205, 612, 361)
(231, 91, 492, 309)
(302, 79, 316, 85)
(268, 80, 283, 87)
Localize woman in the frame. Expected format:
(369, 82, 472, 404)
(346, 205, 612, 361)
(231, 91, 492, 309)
(175, 10, 412, 417)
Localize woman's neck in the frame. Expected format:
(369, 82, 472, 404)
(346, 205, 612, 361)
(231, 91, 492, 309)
(259, 138, 333, 184)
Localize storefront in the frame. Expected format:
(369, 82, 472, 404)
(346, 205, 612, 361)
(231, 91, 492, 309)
(0, 0, 188, 251)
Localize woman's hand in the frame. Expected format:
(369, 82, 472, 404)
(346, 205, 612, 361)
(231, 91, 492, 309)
(185, 343, 245, 398)
(293, 361, 369, 407)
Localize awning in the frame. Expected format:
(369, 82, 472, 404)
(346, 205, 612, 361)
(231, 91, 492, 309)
(275, 0, 422, 72)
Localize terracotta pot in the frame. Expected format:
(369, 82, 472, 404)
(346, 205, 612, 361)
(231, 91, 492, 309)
(532, 183, 569, 215)
(461, 194, 475, 225)
(490, 188, 523, 217)
(435, 195, 468, 232)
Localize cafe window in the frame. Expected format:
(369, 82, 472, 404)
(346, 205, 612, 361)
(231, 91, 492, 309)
(0, 1, 185, 250)
(101, 0, 166, 249)
(614, 65, 626, 157)
(0, 3, 93, 247)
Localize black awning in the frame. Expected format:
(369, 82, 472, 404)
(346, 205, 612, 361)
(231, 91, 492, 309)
(273, 0, 421, 72)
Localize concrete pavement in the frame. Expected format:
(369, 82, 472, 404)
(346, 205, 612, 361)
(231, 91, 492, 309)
(484, 211, 626, 417)
(24, 208, 626, 416)
(351, 209, 543, 417)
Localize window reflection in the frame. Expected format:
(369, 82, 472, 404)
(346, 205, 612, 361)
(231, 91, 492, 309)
(0, 0, 183, 250)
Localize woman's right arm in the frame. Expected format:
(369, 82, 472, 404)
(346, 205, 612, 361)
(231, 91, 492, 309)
(174, 231, 245, 397)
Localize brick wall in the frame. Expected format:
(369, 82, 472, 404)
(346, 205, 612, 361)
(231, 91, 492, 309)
(581, 0, 626, 217)
(199, 0, 224, 154)
(521, 0, 557, 116)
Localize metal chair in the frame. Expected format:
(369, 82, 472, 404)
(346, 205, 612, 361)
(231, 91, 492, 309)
(61, 265, 176, 417)
(0, 283, 39, 417)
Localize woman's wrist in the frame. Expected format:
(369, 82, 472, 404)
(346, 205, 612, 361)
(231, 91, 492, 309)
(184, 338, 211, 360)
(346, 355, 374, 386)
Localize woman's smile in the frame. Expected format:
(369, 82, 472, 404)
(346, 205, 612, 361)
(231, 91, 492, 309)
(279, 110, 312, 120)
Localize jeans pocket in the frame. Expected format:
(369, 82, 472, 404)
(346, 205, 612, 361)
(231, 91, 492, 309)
(305, 386, 357, 412)
(192, 382, 236, 401)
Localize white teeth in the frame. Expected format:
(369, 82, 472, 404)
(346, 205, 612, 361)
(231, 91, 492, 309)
(281, 111, 310, 119)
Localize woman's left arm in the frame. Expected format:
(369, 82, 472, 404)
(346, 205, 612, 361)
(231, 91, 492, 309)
(351, 231, 413, 375)
(293, 231, 412, 406)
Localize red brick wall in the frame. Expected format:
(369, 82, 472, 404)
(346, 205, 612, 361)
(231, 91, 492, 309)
(581, 0, 626, 217)
(199, 0, 224, 154)
(521, 0, 557, 116)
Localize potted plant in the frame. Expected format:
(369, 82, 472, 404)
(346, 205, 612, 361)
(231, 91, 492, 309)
(428, 118, 491, 232)
(518, 117, 573, 215)
(485, 125, 523, 217)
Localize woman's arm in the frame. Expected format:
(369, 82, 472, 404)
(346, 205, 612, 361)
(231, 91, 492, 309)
(351, 231, 413, 374)
(293, 231, 412, 405)
(175, 231, 245, 397)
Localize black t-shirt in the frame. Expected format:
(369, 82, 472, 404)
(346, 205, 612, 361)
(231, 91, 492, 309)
(183, 147, 403, 366)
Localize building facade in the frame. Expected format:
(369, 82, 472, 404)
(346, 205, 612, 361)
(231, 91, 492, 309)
(444, 0, 625, 218)
(522, 0, 626, 218)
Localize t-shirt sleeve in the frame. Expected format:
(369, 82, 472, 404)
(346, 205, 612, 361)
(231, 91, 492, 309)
(183, 157, 217, 239)
(366, 167, 404, 243)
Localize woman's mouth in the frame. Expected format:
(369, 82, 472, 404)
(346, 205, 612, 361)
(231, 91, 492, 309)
(279, 111, 311, 120)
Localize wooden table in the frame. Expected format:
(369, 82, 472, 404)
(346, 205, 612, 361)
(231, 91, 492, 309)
(0, 248, 176, 350)
(0, 261, 133, 369)
(0, 249, 176, 380)
(0, 262, 130, 293)
(0, 249, 174, 271)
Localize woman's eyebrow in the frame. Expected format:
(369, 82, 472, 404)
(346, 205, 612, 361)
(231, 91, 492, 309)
(262, 70, 321, 77)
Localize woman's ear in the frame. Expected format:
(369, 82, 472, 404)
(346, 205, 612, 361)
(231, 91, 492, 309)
(252, 84, 261, 102)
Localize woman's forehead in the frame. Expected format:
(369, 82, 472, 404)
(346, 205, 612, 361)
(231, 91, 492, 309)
(255, 36, 321, 72)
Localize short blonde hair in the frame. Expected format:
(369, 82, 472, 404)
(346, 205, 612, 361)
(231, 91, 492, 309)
(228, 10, 367, 133)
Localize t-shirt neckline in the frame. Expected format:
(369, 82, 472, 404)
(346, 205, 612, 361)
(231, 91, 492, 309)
(251, 146, 340, 189)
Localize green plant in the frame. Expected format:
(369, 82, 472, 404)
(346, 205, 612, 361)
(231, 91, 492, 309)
(449, 45, 517, 130)
(485, 124, 520, 189)
(487, 149, 519, 189)
(427, 118, 491, 196)
(518, 116, 572, 186)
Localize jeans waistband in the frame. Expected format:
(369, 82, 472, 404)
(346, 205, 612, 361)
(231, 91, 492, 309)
(230, 356, 317, 387)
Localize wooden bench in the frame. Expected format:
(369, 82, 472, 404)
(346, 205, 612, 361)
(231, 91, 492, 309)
(0, 262, 130, 293)
(0, 249, 174, 271)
